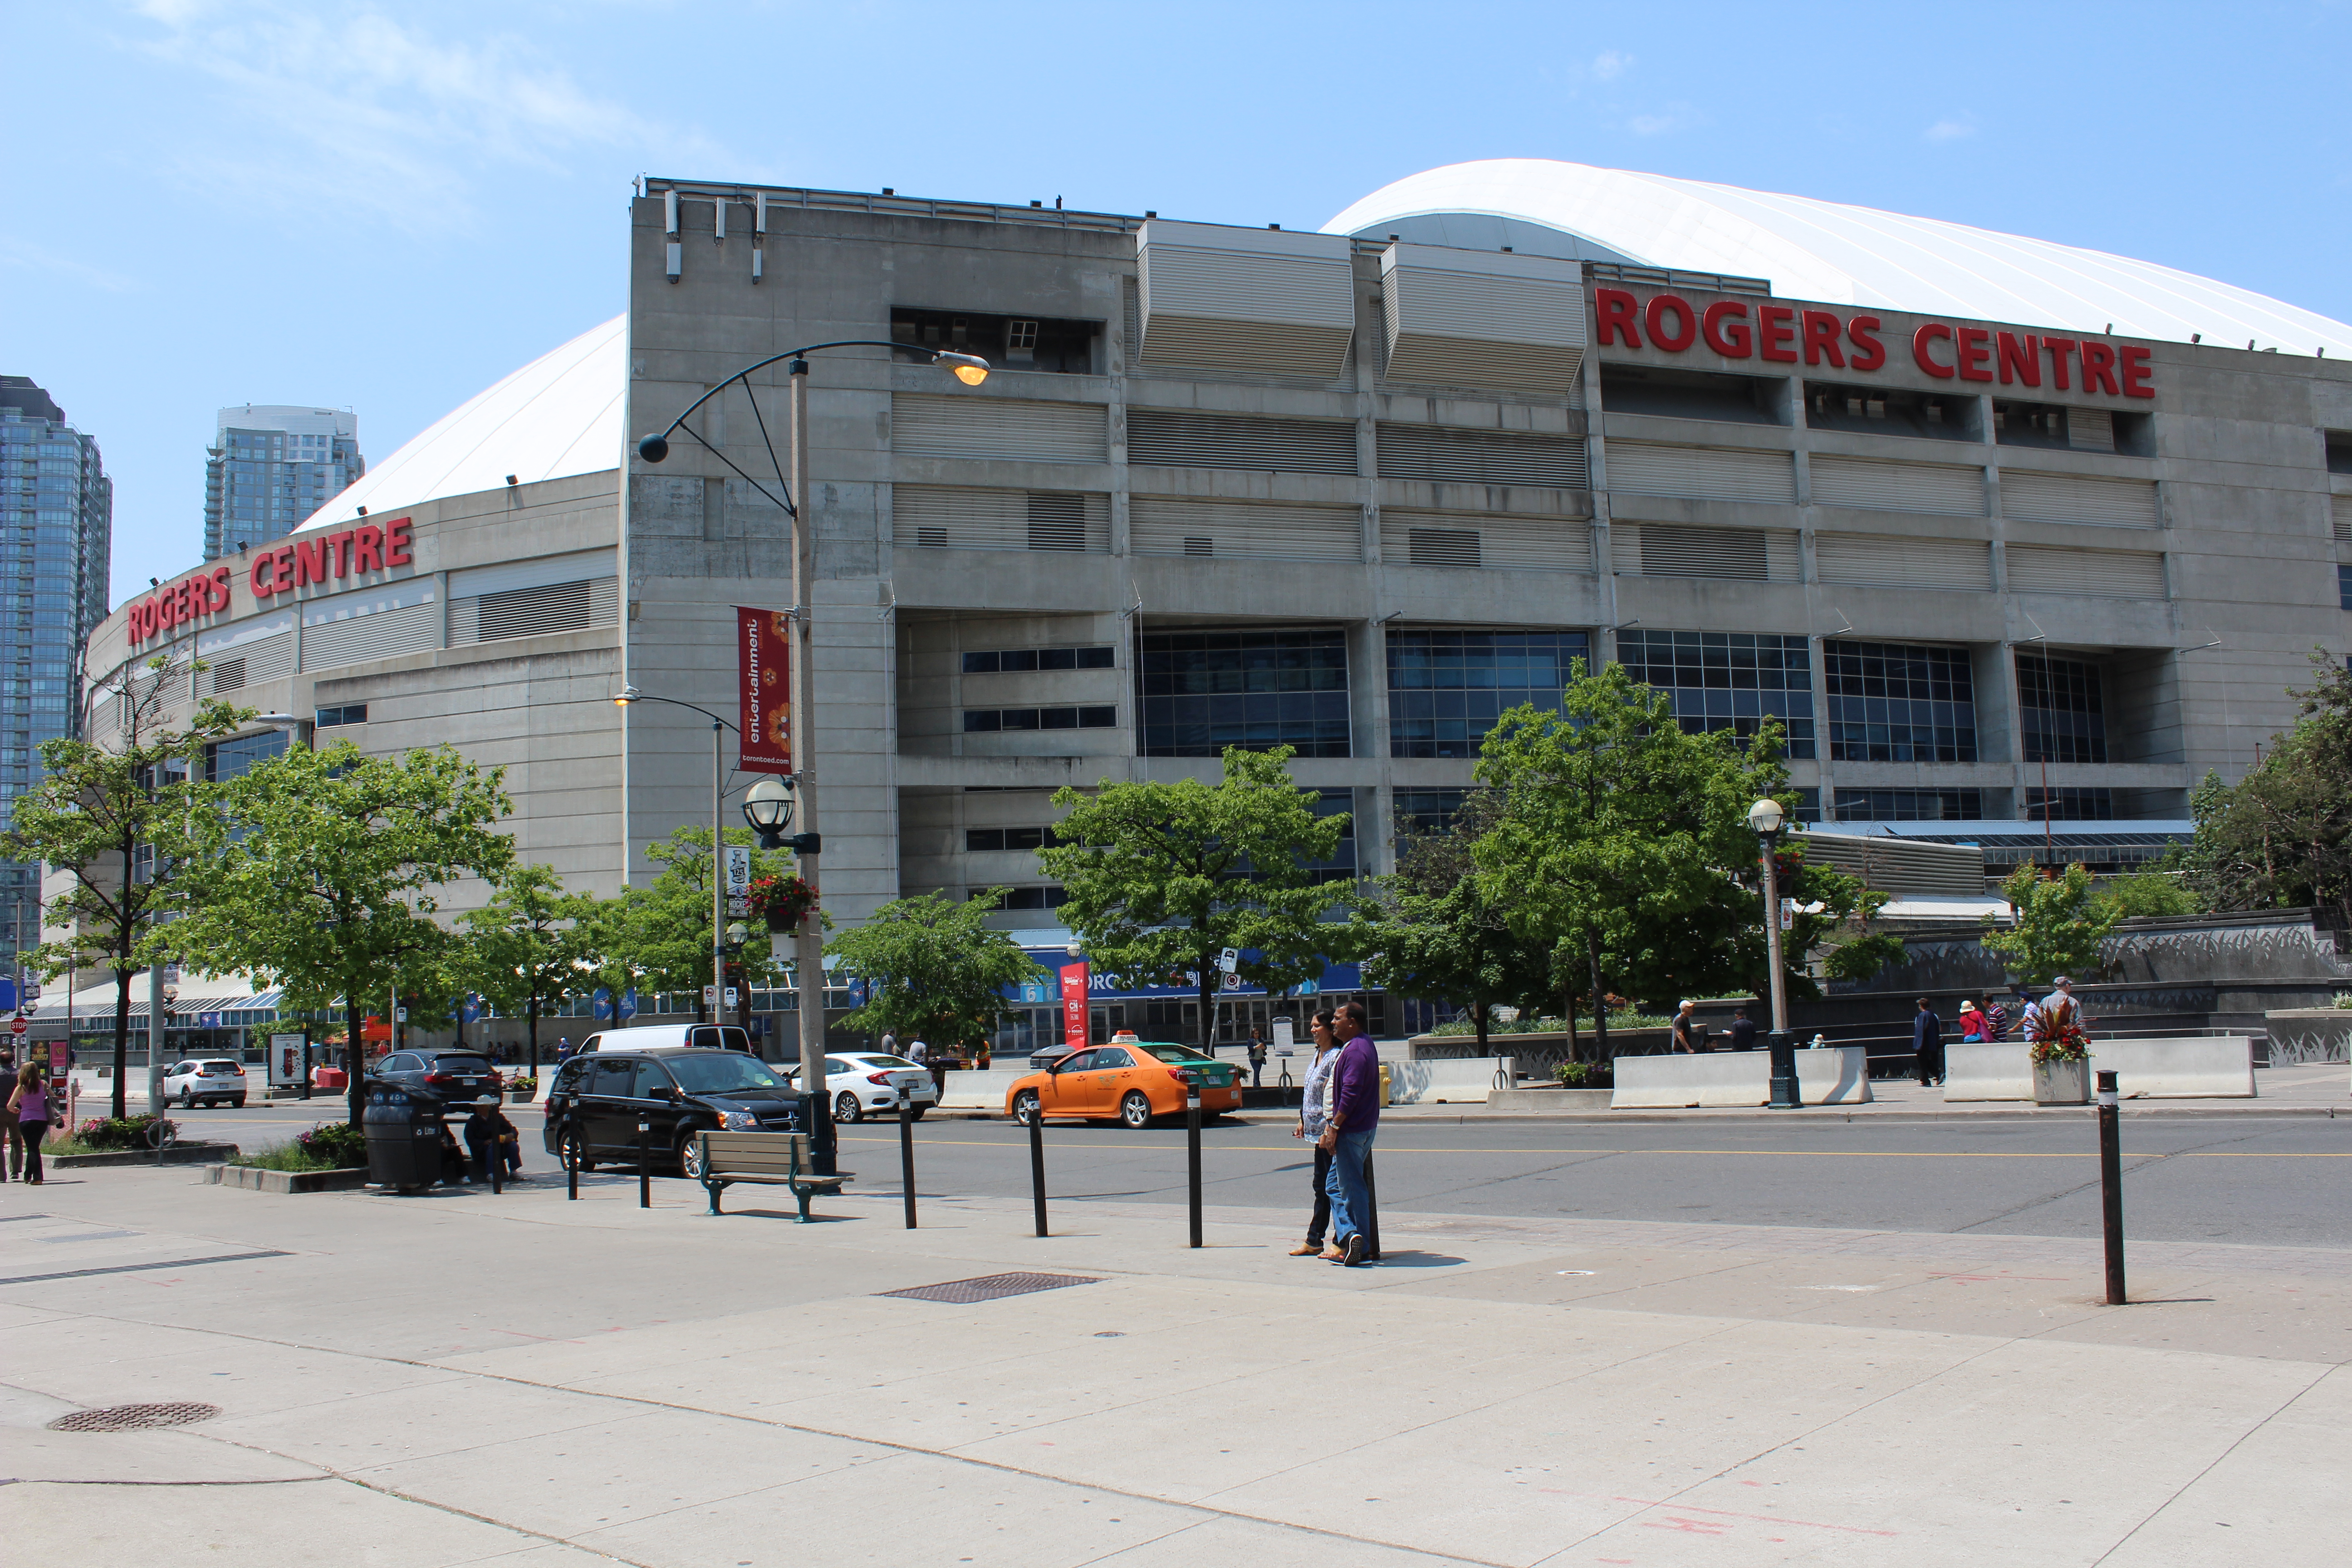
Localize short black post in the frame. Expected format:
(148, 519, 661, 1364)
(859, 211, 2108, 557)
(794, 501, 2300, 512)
(637, 1117, 651, 1210)
(2097, 1068, 2126, 1305)
(898, 1094, 918, 1230)
(1027, 1105, 1048, 1238)
(567, 1131, 578, 1200)
(1767, 1029, 1803, 1109)
(489, 1124, 502, 1196)
(1186, 1074, 1203, 1250)
(1362, 1150, 1381, 1262)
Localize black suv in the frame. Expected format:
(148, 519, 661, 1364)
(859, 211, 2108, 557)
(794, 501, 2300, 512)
(543, 1048, 808, 1176)
(371, 1049, 502, 1107)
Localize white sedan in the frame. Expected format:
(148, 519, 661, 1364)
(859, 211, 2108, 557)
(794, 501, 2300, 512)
(787, 1052, 938, 1122)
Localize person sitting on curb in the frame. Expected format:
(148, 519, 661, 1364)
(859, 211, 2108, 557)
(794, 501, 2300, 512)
(1288, 1009, 1341, 1258)
(465, 1093, 522, 1181)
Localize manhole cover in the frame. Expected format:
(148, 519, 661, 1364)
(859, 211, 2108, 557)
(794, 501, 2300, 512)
(47, 1402, 222, 1433)
(877, 1272, 1098, 1304)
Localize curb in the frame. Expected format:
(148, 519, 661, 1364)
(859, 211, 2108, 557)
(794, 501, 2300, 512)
(205, 1163, 372, 1193)
(50, 1142, 243, 1167)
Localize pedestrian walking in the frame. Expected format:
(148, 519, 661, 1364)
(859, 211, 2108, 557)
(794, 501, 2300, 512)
(906, 1037, 927, 1063)
(1671, 1000, 1703, 1054)
(1958, 1000, 1988, 1042)
(1288, 1009, 1343, 1257)
(554, 1037, 573, 1063)
(8, 1062, 54, 1186)
(1983, 997, 2012, 1041)
(879, 1032, 896, 1057)
(0, 1047, 20, 1181)
(1318, 1000, 1381, 1266)
(2015, 982, 2047, 1043)
(1912, 997, 1944, 1087)
(1248, 1034, 1268, 1088)
(1725, 1005, 1759, 1053)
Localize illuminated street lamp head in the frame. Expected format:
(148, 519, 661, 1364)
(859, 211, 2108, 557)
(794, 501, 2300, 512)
(932, 350, 991, 386)
(636, 432, 670, 463)
(614, 684, 641, 708)
(743, 774, 795, 848)
(1746, 798, 1785, 836)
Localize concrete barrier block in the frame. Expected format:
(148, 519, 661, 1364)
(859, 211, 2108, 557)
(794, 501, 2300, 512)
(1794, 1046, 1872, 1105)
(1611, 1054, 1769, 1108)
(936, 1067, 1036, 1109)
(1385, 1058, 1508, 1104)
(2088, 1037, 2256, 1098)
(1942, 1043, 2036, 1101)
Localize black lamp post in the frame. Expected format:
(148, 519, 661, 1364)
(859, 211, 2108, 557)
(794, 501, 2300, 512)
(1747, 797, 1802, 1109)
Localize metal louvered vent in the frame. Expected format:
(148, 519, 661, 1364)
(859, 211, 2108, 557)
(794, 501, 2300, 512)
(480, 580, 593, 641)
(1605, 441, 1794, 505)
(2001, 471, 2159, 529)
(878, 1272, 1099, 1304)
(1816, 532, 1993, 591)
(1127, 408, 1357, 475)
(1642, 524, 1767, 580)
(1183, 536, 1214, 556)
(2067, 408, 2116, 452)
(2335, 496, 2352, 544)
(1130, 498, 1361, 563)
(208, 657, 245, 694)
(1377, 425, 1587, 489)
(892, 393, 1109, 465)
(1809, 456, 1982, 518)
(49, 1402, 220, 1433)
(894, 487, 1110, 554)
(2006, 544, 2167, 599)
(1407, 527, 1482, 568)
(1026, 492, 1089, 551)
(917, 527, 948, 548)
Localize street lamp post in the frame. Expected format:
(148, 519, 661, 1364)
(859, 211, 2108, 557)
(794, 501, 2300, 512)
(1747, 797, 1801, 1109)
(612, 689, 732, 1027)
(638, 339, 988, 1177)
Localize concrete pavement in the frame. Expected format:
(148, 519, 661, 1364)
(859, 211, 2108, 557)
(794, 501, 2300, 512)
(6, 1149, 2352, 1565)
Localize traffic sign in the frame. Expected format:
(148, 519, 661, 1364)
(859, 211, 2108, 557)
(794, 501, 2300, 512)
(10, 1017, 27, 1037)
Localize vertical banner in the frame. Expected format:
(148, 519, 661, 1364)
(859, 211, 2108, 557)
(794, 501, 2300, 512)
(269, 1032, 307, 1087)
(1059, 962, 1090, 1056)
(735, 607, 793, 775)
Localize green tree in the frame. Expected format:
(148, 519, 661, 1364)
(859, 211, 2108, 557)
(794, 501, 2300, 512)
(597, 827, 795, 1017)
(0, 656, 251, 1117)
(1038, 745, 1355, 1051)
(2096, 868, 2199, 920)
(2186, 653, 2352, 926)
(458, 862, 597, 1072)
(1982, 862, 2120, 985)
(826, 888, 1043, 1057)
(157, 740, 516, 1127)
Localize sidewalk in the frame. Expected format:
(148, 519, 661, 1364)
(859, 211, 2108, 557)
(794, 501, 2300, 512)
(6, 1160, 2350, 1565)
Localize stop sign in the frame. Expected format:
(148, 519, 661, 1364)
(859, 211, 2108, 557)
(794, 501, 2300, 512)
(10, 1016, 26, 1036)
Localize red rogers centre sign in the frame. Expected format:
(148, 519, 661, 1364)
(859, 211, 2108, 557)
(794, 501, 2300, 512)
(127, 516, 415, 648)
(1592, 288, 2154, 398)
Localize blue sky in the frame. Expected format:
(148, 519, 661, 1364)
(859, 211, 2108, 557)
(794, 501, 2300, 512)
(6, 0, 2348, 610)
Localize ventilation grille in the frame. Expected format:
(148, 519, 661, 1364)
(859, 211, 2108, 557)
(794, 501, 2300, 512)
(1809, 456, 1982, 518)
(1131, 497, 1360, 563)
(49, 1402, 220, 1433)
(877, 1271, 1099, 1303)
(892, 393, 1109, 465)
(449, 578, 619, 645)
(2067, 408, 2116, 451)
(1137, 229, 1356, 379)
(300, 603, 440, 671)
(206, 657, 245, 694)
(1380, 247, 1587, 394)
(1383, 511, 1593, 573)
(1815, 532, 1993, 591)
(1127, 408, 1357, 475)
(894, 486, 1111, 554)
(2001, 470, 2159, 529)
(2335, 495, 2352, 544)
(2007, 544, 2167, 598)
(1612, 523, 1797, 581)
(1604, 441, 1795, 505)
(1377, 425, 1588, 489)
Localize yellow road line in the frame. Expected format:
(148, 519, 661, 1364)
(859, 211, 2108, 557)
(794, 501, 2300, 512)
(833, 1137, 2352, 1160)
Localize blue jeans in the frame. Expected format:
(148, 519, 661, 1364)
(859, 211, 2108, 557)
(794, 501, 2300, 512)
(1323, 1127, 1375, 1244)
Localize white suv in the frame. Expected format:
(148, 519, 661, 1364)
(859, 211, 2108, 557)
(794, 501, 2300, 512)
(165, 1059, 249, 1109)
(789, 1053, 939, 1123)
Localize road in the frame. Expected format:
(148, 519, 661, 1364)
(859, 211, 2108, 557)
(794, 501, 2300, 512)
(166, 1097, 2352, 1251)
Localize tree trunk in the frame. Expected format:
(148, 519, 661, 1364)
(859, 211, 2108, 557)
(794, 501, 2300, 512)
(345, 995, 366, 1128)
(527, 997, 540, 1075)
(1473, 998, 1490, 1055)
(1586, 931, 1611, 1062)
(110, 965, 132, 1120)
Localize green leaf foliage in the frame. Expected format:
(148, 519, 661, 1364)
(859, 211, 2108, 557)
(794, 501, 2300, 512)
(1982, 862, 2120, 985)
(2096, 868, 2199, 920)
(457, 862, 602, 1070)
(584, 827, 801, 1011)
(1038, 745, 1355, 1050)
(2185, 652, 2352, 926)
(826, 888, 1044, 1051)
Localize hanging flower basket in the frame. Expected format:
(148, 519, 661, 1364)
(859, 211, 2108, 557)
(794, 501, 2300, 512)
(748, 874, 817, 932)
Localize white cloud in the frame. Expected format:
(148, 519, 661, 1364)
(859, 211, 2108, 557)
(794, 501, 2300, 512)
(1627, 103, 1705, 137)
(1924, 118, 1976, 143)
(123, 3, 734, 229)
(1589, 49, 1632, 81)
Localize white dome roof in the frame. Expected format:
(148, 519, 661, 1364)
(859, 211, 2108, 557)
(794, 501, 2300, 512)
(298, 315, 623, 530)
(1326, 160, 2352, 356)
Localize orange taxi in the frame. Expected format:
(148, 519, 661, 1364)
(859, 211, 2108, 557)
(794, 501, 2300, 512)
(1006, 1033, 1245, 1129)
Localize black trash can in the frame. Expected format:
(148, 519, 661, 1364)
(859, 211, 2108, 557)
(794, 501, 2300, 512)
(363, 1086, 444, 1192)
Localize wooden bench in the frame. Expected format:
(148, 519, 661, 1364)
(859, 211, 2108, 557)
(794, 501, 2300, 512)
(695, 1130, 849, 1222)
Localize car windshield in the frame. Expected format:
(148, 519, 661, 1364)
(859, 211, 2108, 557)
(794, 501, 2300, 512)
(851, 1056, 921, 1070)
(432, 1056, 493, 1073)
(1143, 1044, 1216, 1065)
(666, 1054, 787, 1094)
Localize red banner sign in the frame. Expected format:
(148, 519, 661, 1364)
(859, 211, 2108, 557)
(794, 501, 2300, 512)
(1060, 963, 1090, 1055)
(736, 607, 793, 775)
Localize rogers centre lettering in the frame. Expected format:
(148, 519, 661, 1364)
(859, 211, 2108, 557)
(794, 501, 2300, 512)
(1591, 289, 2154, 398)
(126, 517, 415, 647)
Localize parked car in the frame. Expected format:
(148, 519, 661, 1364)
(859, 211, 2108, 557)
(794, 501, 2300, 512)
(163, 1058, 248, 1109)
(369, 1049, 502, 1107)
(576, 1024, 752, 1053)
(542, 1046, 807, 1176)
(786, 1052, 938, 1122)
(1005, 1039, 1243, 1129)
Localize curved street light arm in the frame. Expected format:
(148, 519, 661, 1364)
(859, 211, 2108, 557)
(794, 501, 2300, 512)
(616, 689, 738, 733)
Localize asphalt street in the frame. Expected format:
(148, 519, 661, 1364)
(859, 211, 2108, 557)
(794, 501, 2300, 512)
(149, 1096, 2352, 1250)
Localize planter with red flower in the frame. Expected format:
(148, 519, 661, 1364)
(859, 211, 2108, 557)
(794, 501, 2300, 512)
(748, 874, 818, 933)
(2028, 1019, 2092, 1105)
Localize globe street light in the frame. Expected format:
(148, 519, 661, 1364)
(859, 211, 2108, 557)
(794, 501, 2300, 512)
(742, 774, 794, 849)
(1746, 797, 1801, 1108)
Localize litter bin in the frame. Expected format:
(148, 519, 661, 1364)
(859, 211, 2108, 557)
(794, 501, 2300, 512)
(363, 1086, 444, 1193)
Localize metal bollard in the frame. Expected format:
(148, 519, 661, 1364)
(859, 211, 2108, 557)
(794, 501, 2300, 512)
(567, 1124, 578, 1200)
(1362, 1150, 1381, 1262)
(489, 1131, 502, 1196)
(899, 1094, 918, 1230)
(637, 1118, 651, 1210)
(1186, 1073, 1203, 1250)
(1027, 1103, 1048, 1238)
(2097, 1069, 2126, 1305)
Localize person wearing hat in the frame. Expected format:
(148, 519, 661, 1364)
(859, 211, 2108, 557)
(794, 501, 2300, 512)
(1958, 1000, 1988, 1043)
(464, 1093, 522, 1181)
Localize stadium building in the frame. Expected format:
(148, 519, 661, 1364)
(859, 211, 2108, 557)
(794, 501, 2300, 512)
(49, 159, 2352, 1058)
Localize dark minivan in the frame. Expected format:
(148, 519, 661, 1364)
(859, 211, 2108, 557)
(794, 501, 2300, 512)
(371, 1049, 502, 1107)
(543, 1047, 808, 1176)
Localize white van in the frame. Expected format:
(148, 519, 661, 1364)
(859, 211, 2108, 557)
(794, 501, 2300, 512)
(581, 1024, 753, 1054)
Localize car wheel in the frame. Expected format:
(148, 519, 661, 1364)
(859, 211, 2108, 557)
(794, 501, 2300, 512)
(1120, 1092, 1155, 1129)
(559, 1128, 595, 1172)
(1012, 1090, 1040, 1127)
(179, 1088, 196, 1109)
(679, 1132, 707, 1180)
(909, 1106, 928, 1122)
(232, 1098, 246, 1109)
(834, 1092, 862, 1124)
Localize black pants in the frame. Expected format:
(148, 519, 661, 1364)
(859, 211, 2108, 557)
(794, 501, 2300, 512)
(1916, 1046, 1943, 1086)
(17, 1119, 42, 1183)
(1305, 1142, 1333, 1245)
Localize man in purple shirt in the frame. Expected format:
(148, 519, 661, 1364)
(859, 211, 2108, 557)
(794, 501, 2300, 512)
(1318, 1000, 1380, 1266)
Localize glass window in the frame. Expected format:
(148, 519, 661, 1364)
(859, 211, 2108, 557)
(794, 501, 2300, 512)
(1614, 630, 1816, 759)
(1831, 788, 1983, 822)
(2017, 653, 2107, 764)
(1386, 629, 1588, 760)
(590, 1058, 636, 1096)
(1137, 629, 1350, 758)
(1091, 1048, 1134, 1068)
(1394, 789, 1471, 840)
(1822, 640, 1976, 763)
(2026, 787, 2115, 822)
(204, 727, 289, 782)
(2338, 565, 2350, 611)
